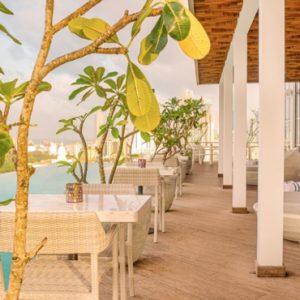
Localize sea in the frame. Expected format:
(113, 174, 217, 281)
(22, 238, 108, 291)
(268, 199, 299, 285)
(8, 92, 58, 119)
(0, 164, 102, 200)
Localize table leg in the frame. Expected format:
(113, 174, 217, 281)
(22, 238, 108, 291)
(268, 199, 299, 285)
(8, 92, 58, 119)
(119, 224, 127, 300)
(127, 224, 135, 296)
(113, 228, 119, 300)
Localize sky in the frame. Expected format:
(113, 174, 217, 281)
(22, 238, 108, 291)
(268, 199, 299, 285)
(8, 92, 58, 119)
(0, 0, 259, 142)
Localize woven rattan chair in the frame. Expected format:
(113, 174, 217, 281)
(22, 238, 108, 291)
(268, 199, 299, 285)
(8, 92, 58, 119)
(113, 168, 162, 243)
(0, 212, 118, 300)
(151, 155, 182, 197)
(82, 183, 136, 296)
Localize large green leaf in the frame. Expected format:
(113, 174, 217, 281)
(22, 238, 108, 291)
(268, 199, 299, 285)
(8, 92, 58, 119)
(0, 2, 13, 15)
(149, 15, 168, 53)
(138, 36, 159, 65)
(0, 24, 21, 44)
(133, 99, 161, 132)
(178, 6, 210, 59)
(131, 1, 153, 39)
(126, 62, 155, 116)
(68, 17, 119, 43)
(162, 1, 190, 41)
(0, 67, 4, 75)
(0, 130, 13, 157)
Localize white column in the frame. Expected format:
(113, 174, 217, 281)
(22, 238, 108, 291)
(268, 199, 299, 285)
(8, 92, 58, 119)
(218, 77, 224, 176)
(257, 0, 285, 275)
(223, 56, 233, 188)
(232, 34, 247, 212)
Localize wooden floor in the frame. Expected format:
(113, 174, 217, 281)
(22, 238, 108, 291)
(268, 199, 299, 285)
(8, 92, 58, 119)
(101, 163, 300, 299)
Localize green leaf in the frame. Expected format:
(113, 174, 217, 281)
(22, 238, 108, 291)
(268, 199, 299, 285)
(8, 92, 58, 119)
(117, 75, 126, 89)
(95, 85, 106, 98)
(126, 61, 155, 116)
(103, 71, 118, 80)
(105, 79, 116, 90)
(37, 81, 52, 93)
(116, 120, 128, 126)
(149, 15, 168, 53)
(0, 24, 21, 44)
(0, 67, 4, 75)
(111, 127, 119, 139)
(131, 2, 153, 39)
(138, 35, 159, 65)
(133, 99, 161, 132)
(95, 67, 105, 81)
(87, 105, 102, 117)
(97, 125, 107, 137)
(0, 199, 14, 206)
(81, 88, 94, 102)
(162, 1, 191, 41)
(84, 66, 95, 77)
(56, 160, 72, 167)
(141, 132, 151, 142)
(56, 127, 70, 135)
(0, 130, 13, 157)
(0, 2, 13, 15)
(69, 86, 90, 100)
(68, 17, 119, 43)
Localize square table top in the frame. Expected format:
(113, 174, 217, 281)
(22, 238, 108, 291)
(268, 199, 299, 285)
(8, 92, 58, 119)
(0, 194, 151, 223)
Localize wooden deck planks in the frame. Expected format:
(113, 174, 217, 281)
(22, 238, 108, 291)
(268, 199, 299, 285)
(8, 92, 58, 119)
(100, 163, 300, 299)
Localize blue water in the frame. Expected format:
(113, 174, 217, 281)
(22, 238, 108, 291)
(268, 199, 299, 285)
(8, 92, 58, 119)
(0, 164, 102, 200)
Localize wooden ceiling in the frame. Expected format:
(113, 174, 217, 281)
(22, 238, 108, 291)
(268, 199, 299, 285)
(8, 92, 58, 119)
(193, 0, 300, 84)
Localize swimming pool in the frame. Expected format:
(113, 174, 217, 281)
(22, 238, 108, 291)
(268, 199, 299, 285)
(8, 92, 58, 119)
(0, 164, 102, 200)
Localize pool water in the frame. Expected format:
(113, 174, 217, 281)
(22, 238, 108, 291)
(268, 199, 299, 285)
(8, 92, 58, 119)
(0, 164, 102, 200)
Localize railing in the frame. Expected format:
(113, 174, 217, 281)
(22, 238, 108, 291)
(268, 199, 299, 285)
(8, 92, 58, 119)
(192, 142, 260, 165)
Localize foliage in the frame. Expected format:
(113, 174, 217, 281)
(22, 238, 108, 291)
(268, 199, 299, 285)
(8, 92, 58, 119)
(0, 79, 51, 167)
(0, 198, 14, 206)
(4, 1, 211, 298)
(151, 97, 207, 161)
(68, 0, 210, 132)
(68, 67, 139, 183)
(56, 107, 101, 183)
(0, 2, 21, 45)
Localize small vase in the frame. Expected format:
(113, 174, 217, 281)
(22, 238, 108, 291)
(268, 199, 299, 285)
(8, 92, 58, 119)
(138, 158, 146, 168)
(65, 183, 83, 203)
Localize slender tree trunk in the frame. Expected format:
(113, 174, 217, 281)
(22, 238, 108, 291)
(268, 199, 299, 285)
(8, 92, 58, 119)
(79, 131, 88, 183)
(5, 3, 54, 298)
(96, 100, 118, 184)
(108, 126, 126, 183)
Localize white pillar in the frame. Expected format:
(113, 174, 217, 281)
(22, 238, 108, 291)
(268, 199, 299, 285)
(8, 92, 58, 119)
(223, 56, 233, 188)
(256, 0, 286, 276)
(218, 78, 224, 176)
(232, 34, 247, 212)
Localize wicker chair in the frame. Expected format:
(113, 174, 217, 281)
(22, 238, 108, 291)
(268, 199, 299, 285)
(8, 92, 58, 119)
(151, 155, 182, 197)
(113, 168, 162, 243)
(82, 183, 138, 297)
(0, 212, 118, 300)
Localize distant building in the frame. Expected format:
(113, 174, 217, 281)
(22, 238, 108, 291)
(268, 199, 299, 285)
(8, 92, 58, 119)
(49, 142, 57, 156)
(28, 141, 37, 153)
(57, 143, 67, 161)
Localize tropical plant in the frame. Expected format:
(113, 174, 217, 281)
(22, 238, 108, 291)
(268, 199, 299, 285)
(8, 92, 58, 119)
(69, 67, 143, 184)
(151, 97, 207, 161)
(0, 1, 210, 298)
(56, 107, 101, 183)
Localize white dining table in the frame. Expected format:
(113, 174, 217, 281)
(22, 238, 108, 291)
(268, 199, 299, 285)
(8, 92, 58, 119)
(0, 194, 151, 300)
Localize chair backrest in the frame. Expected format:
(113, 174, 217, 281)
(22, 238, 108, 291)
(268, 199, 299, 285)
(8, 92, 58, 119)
(150, 155, 179, 167)
(113, 168, 160, 187)
(82, 183, 136, 195)
(0, 212, 106, 255)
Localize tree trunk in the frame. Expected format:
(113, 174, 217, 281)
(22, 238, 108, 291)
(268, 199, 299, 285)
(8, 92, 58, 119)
(108, 126, 126, 184)
(5, 4, 54, 298)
